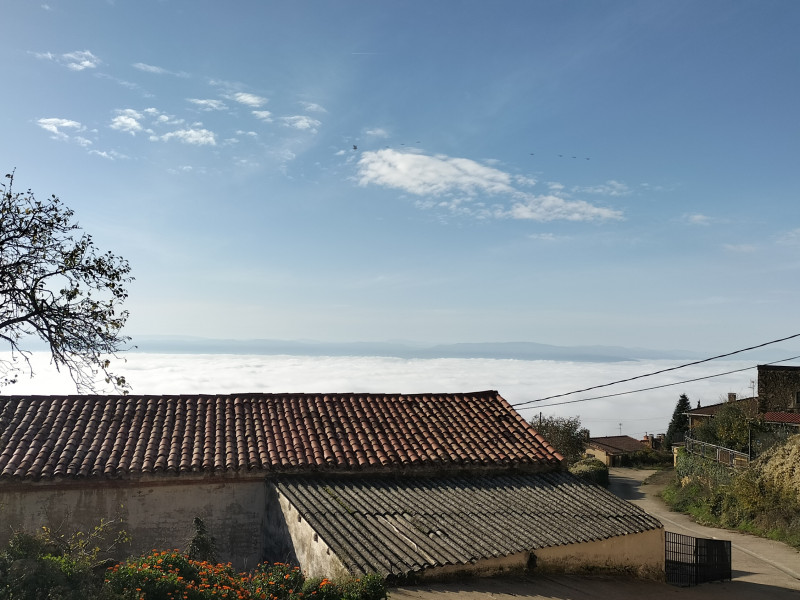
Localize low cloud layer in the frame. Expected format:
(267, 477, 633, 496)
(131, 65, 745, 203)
(6, 353, 757, 438)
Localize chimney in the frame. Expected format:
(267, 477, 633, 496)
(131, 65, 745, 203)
(728, 393, 737, 403)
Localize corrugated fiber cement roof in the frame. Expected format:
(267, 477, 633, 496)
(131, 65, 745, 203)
(276, 471, 662, 577)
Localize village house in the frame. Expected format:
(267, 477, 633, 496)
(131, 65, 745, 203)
(584, 435, 648, 467)
(0, 390, 664, 580)
(686, 364, 800, 432)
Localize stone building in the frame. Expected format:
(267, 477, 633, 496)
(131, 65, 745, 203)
(757, 364, 800, 413)
(0, 391, 664, 580)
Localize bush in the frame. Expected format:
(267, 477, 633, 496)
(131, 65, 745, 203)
(663, 440, 800, 549)
(248, 562, 304, 600)
(0, 519, 128, 600)
(102, 555, 387, 600)
(569, 458, 609, 487)
(620, 448, 673, 468)
(102, 550, 246, 600)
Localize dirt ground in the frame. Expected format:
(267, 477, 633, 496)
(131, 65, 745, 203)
(389, 468, 800, 600)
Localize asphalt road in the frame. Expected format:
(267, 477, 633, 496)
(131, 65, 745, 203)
(390, 468, 800, 600)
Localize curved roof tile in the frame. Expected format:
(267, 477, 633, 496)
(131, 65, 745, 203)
(0, 391, 562, 481)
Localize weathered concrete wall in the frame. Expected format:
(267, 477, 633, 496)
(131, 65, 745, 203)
(275, 489, 349, 580)
(758, 365, 800, 413)
(0, 479, 268, 569)
(534, 528, 665, 573)
(417, 551, 529, 581)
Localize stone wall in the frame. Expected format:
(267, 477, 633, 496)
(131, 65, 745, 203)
(758, 365, 800, 413)
(0, 477, 269, 569)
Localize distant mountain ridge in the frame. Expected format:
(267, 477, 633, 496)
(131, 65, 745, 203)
(129, 336, 705, 362)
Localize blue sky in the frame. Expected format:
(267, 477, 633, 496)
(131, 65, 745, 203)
(2, 1, 799, 352)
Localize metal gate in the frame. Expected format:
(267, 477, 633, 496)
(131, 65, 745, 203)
(665, 532, 731, 586)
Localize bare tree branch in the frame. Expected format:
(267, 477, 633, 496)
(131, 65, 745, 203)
(0, 171, 133, 393)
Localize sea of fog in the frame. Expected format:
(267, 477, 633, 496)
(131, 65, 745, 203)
(4, 352, 767, 438)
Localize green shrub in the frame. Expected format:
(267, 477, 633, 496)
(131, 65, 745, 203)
(102, 555, 387, 600)
(248, 562, 304, 600)
(0, 519, 127, 600)
(663, 439, 800, 549)
(621, 448, 673, 468)
(102, 550, 247, 600)
(186, 517, 217, 564)
(569, 457, 609, 487)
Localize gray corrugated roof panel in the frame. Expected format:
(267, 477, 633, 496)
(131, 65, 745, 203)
(276, 471, 663, 577)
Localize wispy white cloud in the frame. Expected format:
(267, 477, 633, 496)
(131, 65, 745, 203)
(358, 149, 512, 196)
(231, 92, 267, 107)
(33, 49, 101, 71)
(282, 115, 321, 133)
(357, 149, 622, 222)
(723, 243, 756, 253)
(507, 196, 622, 222)
(63, 50, 101, 71)
(110, 109, 144, 135)
(132, 62, 188, 77)
(366, 128, 389, 138)
(37, 117, 84, 140)
(89, 149, 127, 160)
(685, 213, 713, 226)
(573, 180, 631, 196)
(133, 62, 169, 74)
(515, 175, 537, 187)
(776, 229, 800, 245)
(188, 98, 227, 111)
(300, 101, 327, 113)
(529, 233, 559, 242)
(155, 128, 216, 146)
(252, 110, 273, 122)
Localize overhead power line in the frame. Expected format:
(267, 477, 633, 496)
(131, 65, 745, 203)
(509, 332, 800, 410)
(521, 355, 800, 410)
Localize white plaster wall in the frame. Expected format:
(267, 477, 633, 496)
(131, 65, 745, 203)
(0, 479, 268, 569)
(276, 491, 349, 580)
(534, 528, 665, 572)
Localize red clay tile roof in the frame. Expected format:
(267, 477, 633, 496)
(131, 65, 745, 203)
(685, 397, 757, 416)
(0, 391, 562, 481)
(586, 435, 646, 454)
(764, 412, 800, 425)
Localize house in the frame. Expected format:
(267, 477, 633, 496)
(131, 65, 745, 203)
(685, 395, 759, 431)
(0, 391, 664, 580)
(685, 363, 800, 432)
(584, 436, 647, 467)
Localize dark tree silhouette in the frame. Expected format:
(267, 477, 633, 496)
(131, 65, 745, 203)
(0, 172, 132, 392)
(664, 393, 691, 448)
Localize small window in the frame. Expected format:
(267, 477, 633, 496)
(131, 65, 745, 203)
(794, 391, 800, 408)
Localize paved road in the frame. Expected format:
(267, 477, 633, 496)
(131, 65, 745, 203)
(391, 468, 800, 599)
(609, 467, 800, 592)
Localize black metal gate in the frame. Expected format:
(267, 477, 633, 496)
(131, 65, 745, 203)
(665, 532, 731, 586)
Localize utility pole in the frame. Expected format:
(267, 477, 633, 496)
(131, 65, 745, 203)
(619, 423, 622, 435)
